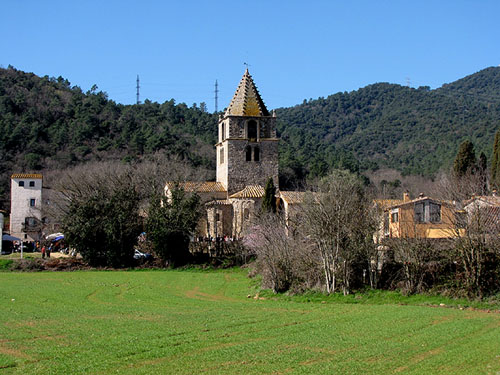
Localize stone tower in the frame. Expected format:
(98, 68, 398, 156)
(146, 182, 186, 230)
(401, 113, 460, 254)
(216, 69, 279, 194)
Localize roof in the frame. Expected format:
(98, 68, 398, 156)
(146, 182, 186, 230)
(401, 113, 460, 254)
(11, 173, 43, 179)
(387, 196, 446, 210)
(373, 199, 404, 210)
(229, 185, 265, 199)
(165, 181, 226, 193)
(225, 69, 270, 117)
(280, 191, 308, 205)
(205, 199, 232, 206)
(463, 195, 500, 207)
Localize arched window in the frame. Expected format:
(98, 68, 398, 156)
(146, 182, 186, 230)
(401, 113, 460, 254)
(254, 146, 260, 161)
(247, 120, 257, 139)
(243, 208, 250, 220)
(245, 146, 252, 161)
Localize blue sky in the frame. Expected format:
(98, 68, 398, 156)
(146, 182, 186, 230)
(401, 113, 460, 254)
(2, 1, 500, 111)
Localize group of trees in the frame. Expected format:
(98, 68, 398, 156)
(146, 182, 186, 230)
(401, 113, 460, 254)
(249, 166, 500, 299)
(3, 66, 500, 207)
(50, 159, 202, 268)
(277, 66, 500, 182)
(247, 170, 377, 295)
(0, 66, 217, 210)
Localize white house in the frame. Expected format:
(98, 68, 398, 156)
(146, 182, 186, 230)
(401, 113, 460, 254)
(10, 173, 43, 242)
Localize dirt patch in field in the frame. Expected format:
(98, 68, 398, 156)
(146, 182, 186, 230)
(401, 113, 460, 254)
(184, 286, 238, 302)
(0, 344, 32, 360)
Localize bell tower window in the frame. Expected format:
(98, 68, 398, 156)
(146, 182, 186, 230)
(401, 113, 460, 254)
(221, 122, 226, 141)
(254, 146, 260, 161)
(245, 146, 252, 161)
(247, 120, 257, 140)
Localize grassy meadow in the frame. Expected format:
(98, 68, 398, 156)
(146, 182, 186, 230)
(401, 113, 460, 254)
(0, 268, 499, 374)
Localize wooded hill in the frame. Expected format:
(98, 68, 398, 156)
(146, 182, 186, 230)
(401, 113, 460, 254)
(1, 66, 500, 209)
(276, 66, 500, 180)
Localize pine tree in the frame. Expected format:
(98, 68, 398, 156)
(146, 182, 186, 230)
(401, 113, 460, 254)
(453, 140, 476, 177)
(262, 178, 277, 213)
(491, 131, 500, 188)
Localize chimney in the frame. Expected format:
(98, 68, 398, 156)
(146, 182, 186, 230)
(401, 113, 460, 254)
(403, 191, 410, 202)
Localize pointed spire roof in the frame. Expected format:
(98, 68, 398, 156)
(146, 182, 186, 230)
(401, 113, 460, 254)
(225, 69, 270, 117)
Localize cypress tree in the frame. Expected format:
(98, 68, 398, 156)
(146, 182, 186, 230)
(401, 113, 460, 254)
(491, 131, 500, 188)
(262, 178, 277, 213)
(453, 140, 476, 177)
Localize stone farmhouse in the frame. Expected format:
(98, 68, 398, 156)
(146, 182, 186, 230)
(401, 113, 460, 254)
(165, 69, 288, 239)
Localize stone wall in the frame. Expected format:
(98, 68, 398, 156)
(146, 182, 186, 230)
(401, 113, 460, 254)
(230, 197, 262, 238)
(216, 115, 279, 193)
(226, 139, 278, 194)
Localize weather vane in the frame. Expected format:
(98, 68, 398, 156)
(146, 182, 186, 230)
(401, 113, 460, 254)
(244, 62, 251, 70)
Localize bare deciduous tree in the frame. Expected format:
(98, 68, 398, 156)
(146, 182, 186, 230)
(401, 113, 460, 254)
(301, 170, 376, 295)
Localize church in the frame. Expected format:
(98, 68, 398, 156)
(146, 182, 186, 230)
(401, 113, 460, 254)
(165, 69, 295, 239)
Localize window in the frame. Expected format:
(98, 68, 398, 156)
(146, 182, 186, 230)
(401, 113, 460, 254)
(19, 181, 24, 187)
(221, 122, 225, 141)
(247, 120, 257, 139)
(391, 211, 399, 223)
(29, 181, 35, 187)
(429, 203, 441, 223)
(245, 146, 252, 161)
(220, 148, 224, 164)
(216, 212, 220, 222)
(25, 217, 37, 226)
(243, 208, 250, 220)
(414, 203, 424, 223)
(254, 146, 260, 161)
(30, 198, 36, 207)
(383, 213, 390, 234)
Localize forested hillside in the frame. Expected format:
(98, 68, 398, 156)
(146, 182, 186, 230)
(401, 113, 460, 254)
(276, 66, 500, 179)
(0, 66, 218, 208)
(1, 66, 500, 209)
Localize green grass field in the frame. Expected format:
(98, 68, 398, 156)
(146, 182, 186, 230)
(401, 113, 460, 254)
(0, 268, 499, 374)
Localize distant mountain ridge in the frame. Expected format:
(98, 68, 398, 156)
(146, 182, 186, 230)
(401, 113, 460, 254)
(1, 65, 500, 208)
(276, 66, 500, 179)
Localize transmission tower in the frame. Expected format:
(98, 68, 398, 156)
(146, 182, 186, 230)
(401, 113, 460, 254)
(214, 80, 219, 113)
(136, 75, 140, 105)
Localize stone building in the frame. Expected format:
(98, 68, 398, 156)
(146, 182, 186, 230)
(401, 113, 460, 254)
(165, 69, 280, 238)
(9, 173, 43, 241)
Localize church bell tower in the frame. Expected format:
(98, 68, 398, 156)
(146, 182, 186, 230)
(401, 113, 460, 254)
(216, 70, 279, 195)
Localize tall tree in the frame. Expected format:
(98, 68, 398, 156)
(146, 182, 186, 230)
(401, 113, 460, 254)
(146, 185, 200, 267)
(262, 178, 277, 213)
(301, 170, 376, 295)
(59, 166, 142, 268)
(453, 140, 476, 177)
(491, 131, 500, 188)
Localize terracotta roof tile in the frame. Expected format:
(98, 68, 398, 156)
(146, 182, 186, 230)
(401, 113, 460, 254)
(280, 191, 308, 204)
(373, 199, 404, 209)
(165, 181, 226, 193)
(11, 173, 43, 179)
(229, 185, 265, 199)
(205, 199, 232, 206)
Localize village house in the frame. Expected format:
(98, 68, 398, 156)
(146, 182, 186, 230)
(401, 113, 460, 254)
(382, 192, 460, 239)
(462, 194, 500, 233)
(9, 173, 43, 242)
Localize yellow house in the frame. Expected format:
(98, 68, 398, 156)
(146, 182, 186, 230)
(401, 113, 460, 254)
(385, 193, 460, 239)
